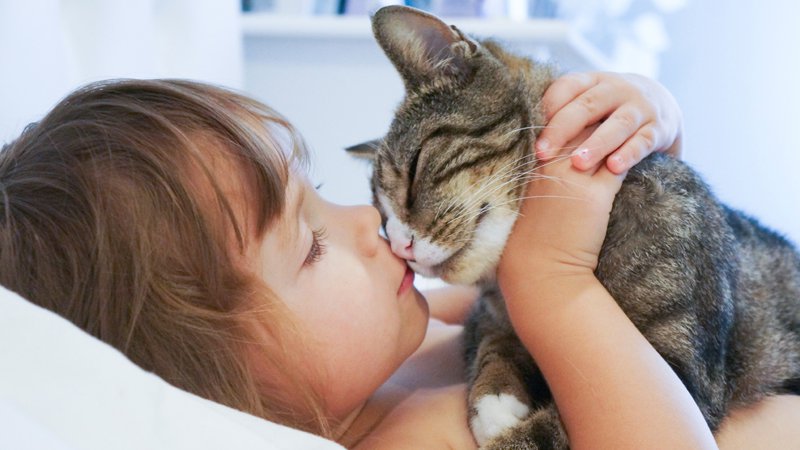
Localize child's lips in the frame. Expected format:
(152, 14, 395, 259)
(398, 263, 415, 295)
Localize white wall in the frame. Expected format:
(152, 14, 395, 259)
(659, 1, 800, 244)
(243, 36, 403, 209)
(241, 24, 601, 212)
(0, 0, 242, 143)
(2, 1, 798, 247)
(243, 7, 800, 248)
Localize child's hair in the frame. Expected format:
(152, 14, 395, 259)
(0, 79, 331, 435)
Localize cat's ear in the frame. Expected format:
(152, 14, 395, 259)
(345, 139, 382, 161)
(371, 5, 478, 90)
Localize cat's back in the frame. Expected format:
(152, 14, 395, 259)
(600, 152, 800, 405)
(598, 153, 739, 319)
(721, 205, 800, 402)
(723, 204, 800, 294)
(601, 152, 800, 319)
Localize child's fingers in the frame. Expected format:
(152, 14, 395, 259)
(540, 72, 598, 122)
(594, 163, 627, 201)
(544, 159, 624, 211)
(569, 107, 645, 171)
(605, 126, 659, 174)
(537, 82, 620, 159)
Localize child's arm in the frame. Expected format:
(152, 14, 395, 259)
(535, 72, 683, 174)
(498, 76, 715, 448)
(497, 143, 717, 449)
(716, 395, 800, 449)
(422, 285, 479, 325)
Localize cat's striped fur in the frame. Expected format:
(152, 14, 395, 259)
(348, 5, 800, 448)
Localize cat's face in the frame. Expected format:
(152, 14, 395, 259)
(372, 125, 527, 284)
(348, 6, 550, 284)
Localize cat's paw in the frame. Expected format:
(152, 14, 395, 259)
(470, 393, 531, 446)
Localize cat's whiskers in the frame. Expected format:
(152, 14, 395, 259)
(453, 154, 542, 211)
(441, 158, 545, 228)
(527, 172, 590, 191)
(450, 175, 562, 232)
(441, 163, 533, 226)
(438, 152, 558, 226)
(435, 149, 589, 232)
(444, 193, 586, 239)
(499, 193, 589, 210)
(434, 152, 537, 221)
(502, 124, 552, 138)
(444, 166, 592, 233)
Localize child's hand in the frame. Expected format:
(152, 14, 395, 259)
(535, 72, 682, 174)
(499, 125, 625, 282)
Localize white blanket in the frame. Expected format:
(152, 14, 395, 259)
(0, 285, 344, 450)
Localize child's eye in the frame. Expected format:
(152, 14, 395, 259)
(304, 227, 327, 266)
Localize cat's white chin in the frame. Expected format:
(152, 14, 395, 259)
(410, 255, 497, 285)
(408, 261, 437, 278)
(440, 260, 497, 285)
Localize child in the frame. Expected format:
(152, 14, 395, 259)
(0, 75, 796, 449)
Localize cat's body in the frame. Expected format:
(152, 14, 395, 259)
(350, 6, 800, 448)
(463, 153, 800, 447)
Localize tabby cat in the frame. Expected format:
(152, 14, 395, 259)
(347, 5, 800, 449)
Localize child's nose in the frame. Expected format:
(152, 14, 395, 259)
(354, 205, 382, 256)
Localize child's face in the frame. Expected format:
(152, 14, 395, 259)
(250, 173, 430, 420)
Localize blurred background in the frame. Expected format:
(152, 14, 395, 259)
(2, 0, 798, 290)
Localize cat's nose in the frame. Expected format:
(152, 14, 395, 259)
(391, 236, 415, 261)
(385, 217, 416, 260)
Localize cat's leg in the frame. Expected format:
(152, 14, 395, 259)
(482, 402, 569, 450)
(465, 286, 561, 446)
(466, 329, 534, 446)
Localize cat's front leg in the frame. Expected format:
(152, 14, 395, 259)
(466, 333, 533, 446)
(482, 402, 569, 450)
(465, 296, 540, 446)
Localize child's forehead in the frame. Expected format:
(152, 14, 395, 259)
(271, 170, 309, 240)
(285, 169, 314, 215)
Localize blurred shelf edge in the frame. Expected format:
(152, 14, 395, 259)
(241, 13, 610, 71)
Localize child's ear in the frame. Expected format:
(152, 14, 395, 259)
(371, 5, 478, 90)
(345, 139, 382, 161)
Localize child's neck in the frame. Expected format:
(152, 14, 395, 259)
(336, 382, 412, 447)
(337, 319, 467, 446)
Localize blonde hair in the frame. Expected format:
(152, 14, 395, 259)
(0, 79, 331, 435)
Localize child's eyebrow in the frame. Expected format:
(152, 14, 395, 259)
(290, 184, 305, 228)
(284, 182, 306, 265)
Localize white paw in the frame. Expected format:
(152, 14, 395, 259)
(470, 393, 530, 446)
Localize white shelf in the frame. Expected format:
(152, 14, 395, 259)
(239, 13, 611, 211)
(241, 13, 609, 71)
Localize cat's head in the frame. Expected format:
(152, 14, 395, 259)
(348, 5, 553, 284)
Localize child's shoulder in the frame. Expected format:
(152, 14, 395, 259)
(389, 318, 466, 390)
(350, 320, 475, 449)
(354, 384, 477, 450)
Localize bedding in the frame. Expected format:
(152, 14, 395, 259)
(0, 285, 344, 450)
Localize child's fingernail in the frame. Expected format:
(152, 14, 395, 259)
(536, 138, 549, 152)
(572, 147, 591, 161)
(535, 139, 551, 159)
(610, 154, 624, 166)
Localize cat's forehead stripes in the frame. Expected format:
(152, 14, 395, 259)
(378, 152, 402, 176)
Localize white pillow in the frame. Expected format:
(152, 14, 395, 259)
(0, 285, 344, 450)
